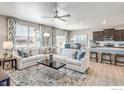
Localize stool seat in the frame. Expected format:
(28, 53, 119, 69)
(101, 52, 112, 64)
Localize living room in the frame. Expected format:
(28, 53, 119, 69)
(1, 1, 124, 93)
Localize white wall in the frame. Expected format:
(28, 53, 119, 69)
(68, 29, 93, 48)
(0, 16, 8, 57)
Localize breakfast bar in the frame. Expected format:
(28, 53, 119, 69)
(89, 47, 124, 65)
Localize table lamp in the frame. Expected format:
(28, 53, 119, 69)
(3, 41, 13, 59)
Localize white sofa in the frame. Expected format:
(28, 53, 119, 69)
(53, 48, 89, 73)
(14, 48, 89, 73)
(13, 47, 49, 70)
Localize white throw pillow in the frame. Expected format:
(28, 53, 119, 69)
(39, 47, 46, 54)
(60, 48, 76, 59)
(56, 48, 62, 55)
(31, 48, 39, 55)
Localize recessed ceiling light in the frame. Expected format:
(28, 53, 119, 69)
(80, 21, 84, 25)
(102, 19, 106, 24)
(86, 25, 89, 28)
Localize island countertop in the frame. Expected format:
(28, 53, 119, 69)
(89, 47, 124, 55)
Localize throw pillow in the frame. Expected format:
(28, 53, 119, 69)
(76, 50, 86, 61)
(72, 49, 77, 59)
(28, 49, 32, 56)
(61, 48, 76, 59)
(24, 52, 29, 57)
(17, 50, 25, 58)
(17, 50, 29, 58)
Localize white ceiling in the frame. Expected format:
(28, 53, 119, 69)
(0, 2, 124, 31)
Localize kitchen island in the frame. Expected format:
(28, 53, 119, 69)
(90, 47, 124, 55)
(89, 47, 124, 65)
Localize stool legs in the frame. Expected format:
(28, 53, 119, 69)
(101, 53, 112, 65)
(90, 52, 98, 62)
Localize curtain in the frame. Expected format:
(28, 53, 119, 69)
(8, 18, 17, 48)
(39, 25, 45, 47)
(39, 25, 57, 47)
(52, 27, 56, 47)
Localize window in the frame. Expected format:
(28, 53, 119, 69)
(71, 35, 88, 45)
(29, 28, 40, 47)
(56, 36, 65, 48)
(15, 24, 40, 48)
(15, 25, 28, 47)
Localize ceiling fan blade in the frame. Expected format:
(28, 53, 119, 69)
(58, 18, 66, 22)
(41, 17, 54, 18)
(58, 14, 71, 18)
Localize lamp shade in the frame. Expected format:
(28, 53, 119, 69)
(44, 33, 50, 37)
(3, 41, 13, 49)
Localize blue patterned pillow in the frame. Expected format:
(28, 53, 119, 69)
(17, 50, 24, 57)
(76, 50, 86, 61)
(17, 50, 29, 58)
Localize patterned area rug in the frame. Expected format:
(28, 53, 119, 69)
(6, 65, 87, 86)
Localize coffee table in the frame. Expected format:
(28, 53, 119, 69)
(37, 59, 66, 80)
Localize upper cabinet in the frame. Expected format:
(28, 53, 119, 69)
(93, 28, 124, 41)
(103, 28, 115, 37)
(93, 31, 104, 41)
(114, 30, 124, 41)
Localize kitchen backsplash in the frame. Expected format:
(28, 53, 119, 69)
(96, 41, 124, 47)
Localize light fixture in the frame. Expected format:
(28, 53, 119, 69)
(3, 41, 13, 49)
(102, 19, 106, 24)
(3, 41, 13, 59)
(80, 21, 84, 25)
(86, 25, 89, 28)
(44, 33, 50, 37)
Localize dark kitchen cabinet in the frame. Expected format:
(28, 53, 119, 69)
(93, 32, 98, 41)
(93, 28, 124, 41)
(103, 29, 115, 38)
(114, 30, 124, 41)
(93, 31, 103, 41)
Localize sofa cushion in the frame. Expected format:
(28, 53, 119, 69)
(60, 48, 76, 59)
(31, 48, 39, 55)
(39, 47, 46, 54)
(53, 55, 66, 62)
(56, 48, 62, 55)
(76, 50, 86, 61)
(65, 58, 81, 66)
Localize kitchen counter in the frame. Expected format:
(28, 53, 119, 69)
(89, 47, 124, 55)
(91, 46, 124, 48)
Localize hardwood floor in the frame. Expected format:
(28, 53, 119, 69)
(82, 61, 124, 86)
(9, 61, 124, 86)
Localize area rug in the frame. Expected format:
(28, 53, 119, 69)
(6, 65, 87, 86)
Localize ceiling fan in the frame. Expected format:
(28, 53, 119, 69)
(41, 10, 71, 22)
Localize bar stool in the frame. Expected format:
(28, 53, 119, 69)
(90, 51, 98, 62)
(101, 52, 112, 64)
(115, 54, 124, 65)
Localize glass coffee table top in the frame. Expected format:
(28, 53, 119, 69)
(37, 60, 65, 70)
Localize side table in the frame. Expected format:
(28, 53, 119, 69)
(1, 58, 17, 70)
